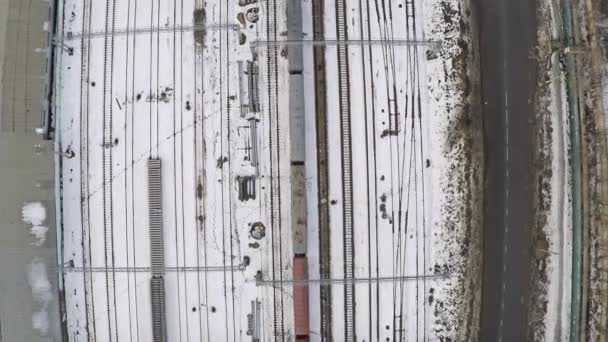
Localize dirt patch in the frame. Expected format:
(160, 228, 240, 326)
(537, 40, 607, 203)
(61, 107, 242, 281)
(193, 8, 206, 46)
(145, 86, 174, 103)
(525, 2, 554, 340)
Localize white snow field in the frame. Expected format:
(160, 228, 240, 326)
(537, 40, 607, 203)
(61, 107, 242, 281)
(54, 0, 480, 340)
(54, 0, 293, 340)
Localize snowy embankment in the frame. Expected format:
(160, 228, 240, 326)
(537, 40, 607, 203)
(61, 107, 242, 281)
(304, 0, 482, 341)
(55, 0, 293, 340)
(526, 1, 573, 340)
(423, 1, 483, 340)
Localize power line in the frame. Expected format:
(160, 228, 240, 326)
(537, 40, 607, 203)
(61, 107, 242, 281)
(252, 273, 449, 287)
(250, 39, 441, 49)
(60, 262, 247, 273)
(60, 23, 239, 41)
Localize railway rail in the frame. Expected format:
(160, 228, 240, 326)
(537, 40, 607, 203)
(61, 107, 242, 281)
(100, 0, 119, 338)
(263, 0, 287, 339)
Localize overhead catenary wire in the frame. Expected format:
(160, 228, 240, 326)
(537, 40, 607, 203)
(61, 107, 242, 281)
(250, 39, 440, 48)
(61, 263, 247, 273)
(60, 23, 239, 41)
(253, 273, 449, 287)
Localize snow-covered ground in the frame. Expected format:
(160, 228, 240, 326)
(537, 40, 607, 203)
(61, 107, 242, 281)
(303, 0, 481, 341)
(54, 0, 294, 340)
(55, 0, 482, 340)
(540, 53, 573, 342)
(526, 0, 579, 340)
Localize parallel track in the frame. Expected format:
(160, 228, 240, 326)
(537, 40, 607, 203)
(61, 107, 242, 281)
(169, 1, 186, 338)
(312, 0, 333, 339)
(265, 0, 286, 339)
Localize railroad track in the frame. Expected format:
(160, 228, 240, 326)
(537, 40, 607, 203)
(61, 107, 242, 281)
(311, 0, 333, 339)
(101, 0, 112, 337)
(169, 3, 186, 338)
(407, 1, 427, 340)
(264, 0, 286, 339)
(123, 0, 140, 338)
(335, 0, 356, 340)
(109, 2, 119, 340)
(176, 2, 194, 339)
(101, 0, 118, 339)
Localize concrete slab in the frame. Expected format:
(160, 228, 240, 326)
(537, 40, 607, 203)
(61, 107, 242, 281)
(0, 1, 62, 341)
(0, 134, 62, 342)
(0, 0, 51, 133)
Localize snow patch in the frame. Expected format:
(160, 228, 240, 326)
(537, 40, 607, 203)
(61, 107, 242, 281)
(22, 202, 49, 246)
(29, 258, 52, 336)
(30, 225, 50, 246)
(32, 311, 50, 335)
(22, 202, 46, 226)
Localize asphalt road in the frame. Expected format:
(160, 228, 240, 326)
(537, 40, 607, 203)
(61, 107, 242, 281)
(476, 0, 538, 340)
